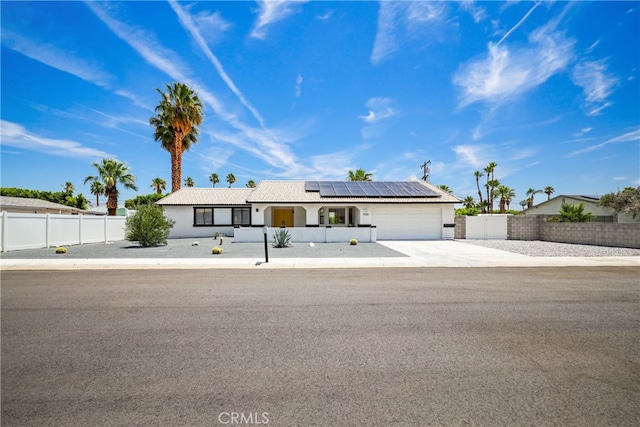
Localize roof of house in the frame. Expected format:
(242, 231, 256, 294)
(0, 196, 87, 214)
(157, 188, 255, 206)
(533, 195, 602, 207)
(157, 181, 460, 206)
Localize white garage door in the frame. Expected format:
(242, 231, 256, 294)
(373, 206, 442, 240)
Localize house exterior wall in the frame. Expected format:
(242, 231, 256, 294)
(163, 206, 236, 238)
(526, 197, 615, 217)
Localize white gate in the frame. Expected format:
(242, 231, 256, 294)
(465, 215, 508, 240)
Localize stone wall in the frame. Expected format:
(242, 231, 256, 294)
(455, 215, 640, 249)
(454, 215, 466, 239)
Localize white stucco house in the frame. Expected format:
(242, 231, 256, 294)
(524, 195, 639, 223)
(157, 180, 461, 242)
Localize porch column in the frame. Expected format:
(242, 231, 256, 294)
(303, 204, 319, 226)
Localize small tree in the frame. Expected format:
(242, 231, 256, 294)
(598, 187, 640, 218)
(125, 204, 175, 247)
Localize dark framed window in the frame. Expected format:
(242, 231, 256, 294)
(193, 207, 251, 226)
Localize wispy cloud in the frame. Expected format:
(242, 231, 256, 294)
(453, 18, 575, 108)
(359, 97, 397, 123)
(1, 120, 113, 159)
(495, 1, 541, 47)
(250, 0, 308, 40)
(371, 1, 448, 64)
(1, 29, 112, 88)
(451, 144, 493, 169)
(169, 0, 266, 127)
(567, 128, 640, 158)
(459, 1, 487, 23)
(295, 74, 303, 97)
(571, 59, 619, 116)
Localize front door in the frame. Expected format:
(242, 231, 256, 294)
(272, 208, 294, 227)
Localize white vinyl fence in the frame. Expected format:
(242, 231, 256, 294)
(465, 214, 508, 240)
(0, 212, 126, 252)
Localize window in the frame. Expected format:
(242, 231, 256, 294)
(194, 207, 251, 226)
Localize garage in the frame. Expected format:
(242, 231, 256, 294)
(373, 205, 442, 240)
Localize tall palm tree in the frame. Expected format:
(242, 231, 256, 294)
(246, 180, 256, 188)
(184, 177, 195, 187)
(497, 185, 515, 213)
(84, 158, 137, 216)
(150, 178, 167, 195)
(89, 181, 104, 207)
(544, 186, 555, 200)
(150, 82, 204, 193)
(484, 162, 497, 212)
(226, 173, 236, 188)
(504, 187, 516, 211)
(526, 188, 543, 208)
(474, 171, 484, 213)
(487, 179, 500, 213)
(438, 184, 453, 194)
(209, 173, 220, 188)
(347, 168, 373, 181)
(62, 181, 75, 194)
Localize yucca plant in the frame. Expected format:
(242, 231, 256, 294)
(273, 228, 292, 248)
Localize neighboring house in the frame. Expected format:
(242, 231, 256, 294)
(157, 180, 460, 240)
(524, 195, 638, 223)
(0, 196, 92, 215)
(85, 206, 135, 217)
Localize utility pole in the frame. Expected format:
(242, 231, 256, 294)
(420, 160, 431, 182)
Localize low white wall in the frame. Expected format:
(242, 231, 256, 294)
(235, 226, 376, 243)
(0, 212, 126, 252)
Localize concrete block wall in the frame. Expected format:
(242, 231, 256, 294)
(507, 215, 540, 240)
(540, 222, 640, 249)
(454, 215, 466, 239)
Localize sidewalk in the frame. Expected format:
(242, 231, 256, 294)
(1, 240, 638, 270)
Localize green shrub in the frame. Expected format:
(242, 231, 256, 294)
(125, 203, 175, 247)
(211, 247, 223, 254)
(455, 207, 480, 216)
(55, 247, 67, 254)
(273, 228, 292, 248)
(350, 239, 358, 245)
(549, 202, 594, 223)
(124, 193, 167, 209)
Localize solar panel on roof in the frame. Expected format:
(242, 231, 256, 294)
(304, 181, 439, 198)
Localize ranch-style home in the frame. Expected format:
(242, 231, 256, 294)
(157, 180, 461, 242)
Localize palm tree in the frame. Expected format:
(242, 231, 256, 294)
(226, 173, 236, 188)
(484, 162, 498, 212)
(209, 173, 220, 188)
(347, 168, 373, 181)
(84, 158, 137, 216)
(150, 82, 204, 193)
(62, 181, 75, 194)
(184, 177, 195, 187)
(526, 188, 543, 208)
(438, 184, 453, 194)
(504, 187, 516, 211)
(497, 185, 515, 213)
(462, 196, 476, 209)
(487, 179, 500, 213)
(544, 186, 555, 200)
(150, 178, 167, 195)
(246, 180, 256, 188)
(474, 171, 484, 213)
(89, 181, 104, 207)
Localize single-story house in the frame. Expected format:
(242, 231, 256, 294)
(157, 180, 461, 242)
(0, 196, 94, 215)
(524, 194, 638, 223)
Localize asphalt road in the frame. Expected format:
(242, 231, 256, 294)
(2, 267, 639, 426)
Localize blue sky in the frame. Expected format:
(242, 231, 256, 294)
(2, 1, 639, 207)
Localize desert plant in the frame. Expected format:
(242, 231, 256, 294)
(125, 203, 175, 247)
(273, 228, 292, 248)
(211, 247, 223, 254)
(55, 247, 67, 254)
(350, 239, 358, 245)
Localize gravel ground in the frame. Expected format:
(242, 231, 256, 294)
(457, 239, 640, 257)
(0, 238, 407, 259)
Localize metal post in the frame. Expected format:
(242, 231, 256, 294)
(262, 226, 269, 263)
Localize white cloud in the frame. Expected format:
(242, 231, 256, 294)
(567, 128, 640, 158)
(295, 74, 303, 97)
(371, 1, 447, 64)
(1, 29, 112, 88)
(571, 59, 619, 116)
(451, 144, 491, 169)
(459, 1, 487, 23)
(1, 120, 113, 159)
(250, 0, 308, 40)
(454, 20, 575, 108)
(169, 1, 266, 127)
(359, 97, 397, 123)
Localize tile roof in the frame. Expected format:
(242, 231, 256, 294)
(0, 196, 87, 213)
(157, 188, 254, 206)
(247, 180, 461, 203)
